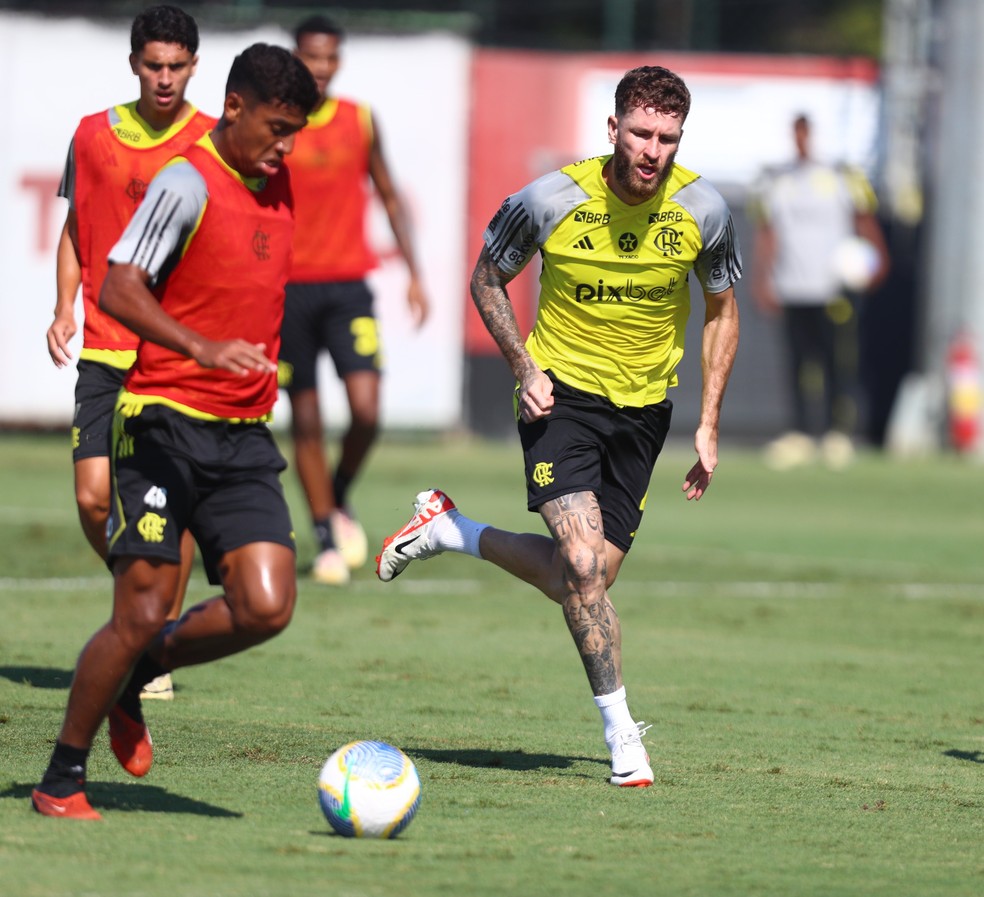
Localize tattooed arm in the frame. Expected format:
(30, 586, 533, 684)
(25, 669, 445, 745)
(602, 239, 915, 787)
(469, 245, 554, 422)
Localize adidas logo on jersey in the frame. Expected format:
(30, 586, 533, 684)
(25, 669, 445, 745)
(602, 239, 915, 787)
(573, 236, 595, 251)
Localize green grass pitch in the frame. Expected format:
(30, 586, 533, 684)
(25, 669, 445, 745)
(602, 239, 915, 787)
(0, 431, 981, 896)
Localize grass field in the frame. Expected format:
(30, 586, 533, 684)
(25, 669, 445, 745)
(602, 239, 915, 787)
(0, 431, 982, 897)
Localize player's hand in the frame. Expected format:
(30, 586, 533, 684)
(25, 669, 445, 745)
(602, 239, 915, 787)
(46, 315, 77, 367)
(516, 368, 554, 423)
(682, 425, 719, 501)
(193, 339, 277, 376)
(406, 277, 429, 328)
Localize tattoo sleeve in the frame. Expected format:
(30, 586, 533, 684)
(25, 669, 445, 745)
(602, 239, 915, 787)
(469, 246, 539, 382)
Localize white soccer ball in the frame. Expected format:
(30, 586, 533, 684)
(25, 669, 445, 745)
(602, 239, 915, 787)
(317, 740, 421, 839)
(832, 235, 879, 291)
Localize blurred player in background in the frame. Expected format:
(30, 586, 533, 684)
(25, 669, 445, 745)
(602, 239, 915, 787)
(32, 43, 319, 820)
(750, 113, 889, 470)
(377, 66, 741, 787)
(280, 15, 430, 586)
(45, 4, 214, 700)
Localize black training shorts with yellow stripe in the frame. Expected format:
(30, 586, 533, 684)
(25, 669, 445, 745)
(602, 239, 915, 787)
(107, 403, 295, 584)
(72, 359, 128, 462)
(278, 280, 381, 394)
(518, 373, 672, 553)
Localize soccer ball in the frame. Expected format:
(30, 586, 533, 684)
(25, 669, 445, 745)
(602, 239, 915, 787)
(832, 236, 879, 291)
(317, 740, 421, 839)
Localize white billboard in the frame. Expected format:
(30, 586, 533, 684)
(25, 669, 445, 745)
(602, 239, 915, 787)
(0, 13, 469, 429)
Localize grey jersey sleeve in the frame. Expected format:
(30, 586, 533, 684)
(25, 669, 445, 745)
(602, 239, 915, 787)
(108, 159, 208, 287)
(675, 178, 743, 293)
(58, 139, 75, 205)
(482, 169, 589, 276)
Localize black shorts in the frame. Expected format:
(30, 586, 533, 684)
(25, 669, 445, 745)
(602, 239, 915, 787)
(107, 404, 295, 585)
(517, 374, 672, 553)
(73, 360, 127, 462)
(278, 280, 381, 393)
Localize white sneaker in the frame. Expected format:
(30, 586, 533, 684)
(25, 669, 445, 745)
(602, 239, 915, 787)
(376, 489, 456, 583)
(763, 431, 816, 471)
(139, 672, 174, 702)
(332, 508, 368, 570)
(312, 547, 351, 586)
(609, 722, 654, 787)
(820, 431, 855, 470)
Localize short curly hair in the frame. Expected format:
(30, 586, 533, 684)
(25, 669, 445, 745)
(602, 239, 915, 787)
(131, 5, 199, 55)
(614, 66, 691, 120)
(226, 43, 320, 116)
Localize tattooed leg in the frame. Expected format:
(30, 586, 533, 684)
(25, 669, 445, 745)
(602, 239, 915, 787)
(542, 492, 623, 696)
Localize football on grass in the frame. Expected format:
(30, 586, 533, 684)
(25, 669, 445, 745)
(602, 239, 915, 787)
(318, 740, 421, 839)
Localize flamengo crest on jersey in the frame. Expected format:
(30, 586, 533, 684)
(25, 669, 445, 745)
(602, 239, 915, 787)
(483, 156, 742, 408)
(117, 136, 295, 420)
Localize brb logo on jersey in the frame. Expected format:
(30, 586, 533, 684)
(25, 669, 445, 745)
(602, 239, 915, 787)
(574, 210, 610, 225)
(648, 211, 684, 224)
(574, 277, 679, 304)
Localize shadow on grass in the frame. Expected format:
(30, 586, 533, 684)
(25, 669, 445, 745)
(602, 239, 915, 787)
(943, 749, 984, 764)
(0, 666, 73, 689)
(410, 746, 606, 772)
(2, 782, 242, 817)
(0, 666, 183, 696)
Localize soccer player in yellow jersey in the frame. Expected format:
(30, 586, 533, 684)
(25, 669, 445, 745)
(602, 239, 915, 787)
(377, 66, 741, 787)
(45, 5, 213, 701)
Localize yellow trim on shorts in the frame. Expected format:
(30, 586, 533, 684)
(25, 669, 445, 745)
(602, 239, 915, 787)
(116, 390, 272, 424)
(80, 347, 137, 369)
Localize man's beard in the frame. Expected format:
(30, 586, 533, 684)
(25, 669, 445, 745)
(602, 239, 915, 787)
(611, 148, 676, 202)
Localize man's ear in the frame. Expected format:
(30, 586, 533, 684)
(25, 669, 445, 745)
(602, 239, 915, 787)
(224, 91, 245, 122)
(607, 114, 618, 146)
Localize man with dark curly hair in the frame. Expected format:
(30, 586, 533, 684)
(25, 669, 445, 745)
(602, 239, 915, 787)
(377, 66, 741, 788)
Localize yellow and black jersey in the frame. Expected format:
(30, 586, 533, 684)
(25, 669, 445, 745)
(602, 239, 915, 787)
(483, 155, 741, 407)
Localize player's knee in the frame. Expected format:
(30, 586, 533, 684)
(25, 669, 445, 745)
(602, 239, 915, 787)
(557, 544, 607, 596)
(349, 406, 379, 435)
(349, 413, 379, 442)
(75, 482, 110, 521)
(288, 392, 322, 440)
(233, 584, 297, 639)
(290, 414, 322, 443)
(112, 588, 172, 648)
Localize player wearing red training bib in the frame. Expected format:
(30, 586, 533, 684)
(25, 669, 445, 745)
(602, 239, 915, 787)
(46, 4, 214, 703)
(33, 43, 320, 822)
(279, 15, 430, 586)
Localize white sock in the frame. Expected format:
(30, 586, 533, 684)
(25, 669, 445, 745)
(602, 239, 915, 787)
(433, 509, 488, 558)
(594, 686, 636, 746)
